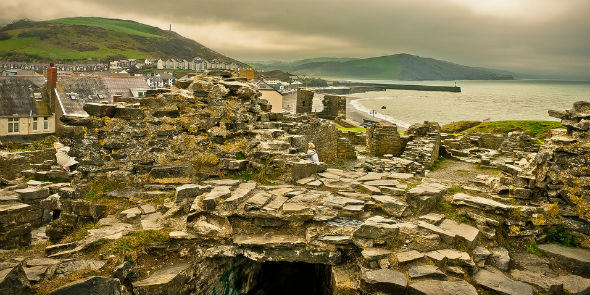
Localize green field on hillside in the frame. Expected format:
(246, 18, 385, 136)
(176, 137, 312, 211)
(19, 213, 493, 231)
(49, 17, 163, 38)
(0, 17, 240, 63)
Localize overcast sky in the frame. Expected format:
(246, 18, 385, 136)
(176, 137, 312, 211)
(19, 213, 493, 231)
(1, 0, 588, 79)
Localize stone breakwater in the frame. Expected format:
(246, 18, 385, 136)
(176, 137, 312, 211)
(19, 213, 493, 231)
(0, 72, 589, 295)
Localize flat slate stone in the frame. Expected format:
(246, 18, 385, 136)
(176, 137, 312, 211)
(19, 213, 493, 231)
(201, 186, 231, 211)
(474, 268, 533, 295)
(538, 244, 590, 275)
(49, 276, 121, 295)
(244, 193, 272, 211)
(418, 221, 456, 244)
(361, 269, 407, 294)
(15, 187, 50, 202)
(408, 280, 477, 295)
(396, 250, 424, 264)
(223, 182, 256, 209)
(407, 265, 445, 279)
(556, 274, 590, 295)
(353, 216, 400, 241)
(439, 219, 480, 248)
(361, 247, 393, 261)
(452, 193, 512, 212)
(363, 179, 402, 187)
(174, 184, 211, 204)
(419, 213, 445, 225)
(510, 269, 563, 295)
(133, 263, 193, 295)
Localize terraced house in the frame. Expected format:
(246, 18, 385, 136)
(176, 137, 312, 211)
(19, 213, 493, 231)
(0, 76, 55, 142)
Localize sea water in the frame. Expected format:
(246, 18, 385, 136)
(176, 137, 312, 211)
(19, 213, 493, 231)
(350, 80, 589, 128)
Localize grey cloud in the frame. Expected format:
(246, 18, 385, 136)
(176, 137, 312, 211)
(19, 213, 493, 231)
(0, 0, 588, 79)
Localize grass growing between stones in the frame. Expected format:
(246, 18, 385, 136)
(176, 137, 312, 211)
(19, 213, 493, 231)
(3, 135, 59, 152)
(447, 185, 465, 195)
(61, 222, 98, 243)
(524, 243, 544, 257)
(96, 229, 171, 261)
(84, 179, 127, 201)
(436, 197, 472, 224)
(545, 225, 580, 247)
(84, 179, 134, 215)
(430, 157, 447, 171)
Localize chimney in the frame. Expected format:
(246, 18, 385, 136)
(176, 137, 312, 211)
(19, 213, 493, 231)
(46, 63, 58, 114)
(47, 62, 57, 90)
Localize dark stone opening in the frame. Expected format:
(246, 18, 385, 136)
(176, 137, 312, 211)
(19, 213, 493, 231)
(52, 209, 61, 220)
(246, 262, 332, 295)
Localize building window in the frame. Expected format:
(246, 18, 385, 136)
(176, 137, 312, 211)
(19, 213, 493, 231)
(44, 117, 49, 130)
(8, 118, 19, 133)
(33, 117, 38, 130)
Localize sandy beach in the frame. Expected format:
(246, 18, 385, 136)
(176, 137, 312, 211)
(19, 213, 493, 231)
(282, 93, 402, 128)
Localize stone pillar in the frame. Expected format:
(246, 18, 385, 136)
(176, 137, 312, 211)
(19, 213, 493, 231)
(296, 88, 313, 114)
(319, 95, 346, 120)
(366, 123, 403, 156)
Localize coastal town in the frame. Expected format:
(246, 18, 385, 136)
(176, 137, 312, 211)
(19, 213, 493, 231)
(0, 1, 588, 294)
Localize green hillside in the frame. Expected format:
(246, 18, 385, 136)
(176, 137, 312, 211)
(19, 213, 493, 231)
(255, 54, 514, 81)
(0, 17, 241, 64)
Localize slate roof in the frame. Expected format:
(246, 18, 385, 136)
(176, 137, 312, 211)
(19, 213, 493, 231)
(55, 76, 149, 116)
(0, 76, 51, 117)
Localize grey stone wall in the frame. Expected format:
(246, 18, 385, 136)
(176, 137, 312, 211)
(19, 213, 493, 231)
(318, 95, 346, 120)
(366, 123, 404, 157)
(296, 88, 313, 114)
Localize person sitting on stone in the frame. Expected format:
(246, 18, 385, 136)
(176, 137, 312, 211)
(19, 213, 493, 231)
(54, 141, 79, 172)
(305, 142, 319, 163)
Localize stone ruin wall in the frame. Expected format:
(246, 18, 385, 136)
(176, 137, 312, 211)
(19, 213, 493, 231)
(317, 94, 346, 120)
(366, 123, 405, 157)
(295, 88, 313, 114)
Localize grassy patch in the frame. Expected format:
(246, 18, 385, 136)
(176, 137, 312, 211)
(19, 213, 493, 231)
(99, 229, 170, 261)
(430, 157, 447, 171)
(447, 185, 465, 195)
(463, 120, 564, 142)
(49, 17, 163, 38)
(336, 125, 366, 133)
(441, 121, 481, 133)
(62, 222, 97, 243)
(446, 213, 470, 224)
(84, 179, 127, 201)
(524, 243, 544, 257)
(3, 135, 58, 152)
(84, 179, 133, 215)
(545, 225, 580, 247)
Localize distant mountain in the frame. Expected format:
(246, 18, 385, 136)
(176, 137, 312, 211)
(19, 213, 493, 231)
(0, 17, 242, 64)
(253, 54, 514, 81)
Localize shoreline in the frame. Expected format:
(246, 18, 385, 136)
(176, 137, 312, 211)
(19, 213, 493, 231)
(346, 96, 411, 129)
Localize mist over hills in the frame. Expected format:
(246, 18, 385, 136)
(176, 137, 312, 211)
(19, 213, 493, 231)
(252, 54, 515, 81)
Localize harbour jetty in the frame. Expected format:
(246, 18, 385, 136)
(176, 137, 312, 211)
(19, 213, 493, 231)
(317, 81, 461, 94)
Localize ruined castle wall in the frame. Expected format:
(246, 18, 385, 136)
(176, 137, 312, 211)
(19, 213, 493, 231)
(366, 123, 404, 156)
(296, 88, 313, 114)
(317, 95, 346, 120)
